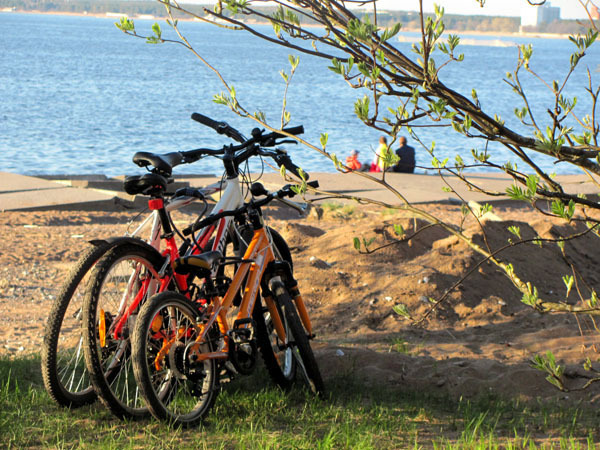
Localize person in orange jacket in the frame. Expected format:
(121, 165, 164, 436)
(345, 149, 364, 171)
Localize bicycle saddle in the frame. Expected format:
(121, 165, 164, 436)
(123, 173, 168, 196)
(132, 151, 184, 177)
(173, 251, 224, 276)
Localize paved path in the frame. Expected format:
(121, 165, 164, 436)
(0, 171, 597, 212)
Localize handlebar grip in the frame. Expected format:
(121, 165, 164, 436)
(307, 180, 319, 189)
(277, 153, 309, 181)
(191, 112, 221, 130)
(281, 125, 304, 137)
(191, 112, 245, 143)
(182, 217, 211, 236)
(269, 125, 304, 140)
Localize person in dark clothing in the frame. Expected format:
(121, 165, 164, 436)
(392, 136, 415, 173)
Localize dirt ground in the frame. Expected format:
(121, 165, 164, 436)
(2, 200, 600, 404)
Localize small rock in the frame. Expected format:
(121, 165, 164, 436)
(419, 296, 429, 304)
(309, 256, 332, 269)
(335, 349, 345, 357)
(384, 296, 392, 302)
(498, 300, 507, 306)
(369, 298, 378, 307)
(422, 276, 430, 284)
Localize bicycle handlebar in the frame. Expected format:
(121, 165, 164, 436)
(185, 114, 307, 179)
(191, 112, 246, 144)
(133, 113, 308, 181)
(182, 180, 319, 236)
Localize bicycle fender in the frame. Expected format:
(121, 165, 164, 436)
(88, 236, 159, 255)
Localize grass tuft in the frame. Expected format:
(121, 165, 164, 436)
(1, 355, 599, 448)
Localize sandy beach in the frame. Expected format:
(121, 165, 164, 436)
(2, 173, 600, 403)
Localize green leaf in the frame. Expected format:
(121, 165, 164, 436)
(288, 54, 300, 70)
(526, 175, 539, 197)
(589, 290, 598, 308)
(354, 96, 370, 121)
(521, 283, 539, 307)
(328, 58, 343, 75)
(562, 275, 574, 297)
(363, 237, 375, 250)
(506, 185, 528, 201)
(152, 22, 161, 38)
(353, 237, 361, 251)
(393, 224, 405, 237)
(380, 22, 401, 42)
(508, 225, 521, 239)
(115, 17, 135, 32)
(320, 133, 329, 149)
(392, 303, 411, 319)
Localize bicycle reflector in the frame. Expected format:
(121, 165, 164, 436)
(99, 308, 107, 348)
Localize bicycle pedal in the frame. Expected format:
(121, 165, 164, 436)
(227, 328, 252, 343)
(219, 361, 238, 383)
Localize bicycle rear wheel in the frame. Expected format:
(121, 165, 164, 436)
(271, 281, 324, 396)
(83, 241, 163, 419)
(132, 291, 219, 427)
(41, 243, 111, 408)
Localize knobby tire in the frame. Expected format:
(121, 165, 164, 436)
(83, 241, 163, 419)
(272, 281, 324, 396)
(132, 291, 219, 427)
(41, 242, 114, 408)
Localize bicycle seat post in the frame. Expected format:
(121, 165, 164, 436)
(148, 191, 173, 239)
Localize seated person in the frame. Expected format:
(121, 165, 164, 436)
(345, 149, 365, 171)
(370, 136, 389, 172)
(392, 136, 415, 173)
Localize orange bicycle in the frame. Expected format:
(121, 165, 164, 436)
(131, 180, 323, 427)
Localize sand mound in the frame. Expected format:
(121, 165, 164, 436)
(2, 203, 600, 402)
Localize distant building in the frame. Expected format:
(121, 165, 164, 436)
(521, 2, 561, 27)
(592, 5, 600, 20)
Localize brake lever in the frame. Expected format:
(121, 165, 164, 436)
(275, 139, 298, 145)
(275, 197, 308, 215)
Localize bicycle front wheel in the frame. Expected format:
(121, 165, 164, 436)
(41, 243, 112, 408)
(271, 281, 324, 396)
(83, 241, 163, 419)
(132, 291, 219, 427)
(253, 294, 296, 389)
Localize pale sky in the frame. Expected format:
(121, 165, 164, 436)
(376, 0, 589, 20)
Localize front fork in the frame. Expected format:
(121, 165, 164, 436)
(260, 260, 313, 340)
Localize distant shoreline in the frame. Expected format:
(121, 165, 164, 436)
(2, 9, 574, 40)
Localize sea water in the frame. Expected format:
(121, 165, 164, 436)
(1, 12, 598, 176)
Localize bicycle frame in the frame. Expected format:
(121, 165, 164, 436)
(107, 177, 246, 341)
(177, 219, 313, 365)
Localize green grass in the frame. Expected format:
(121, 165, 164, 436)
(320, 202, 357, 218)
(1, 355, 599, 449)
